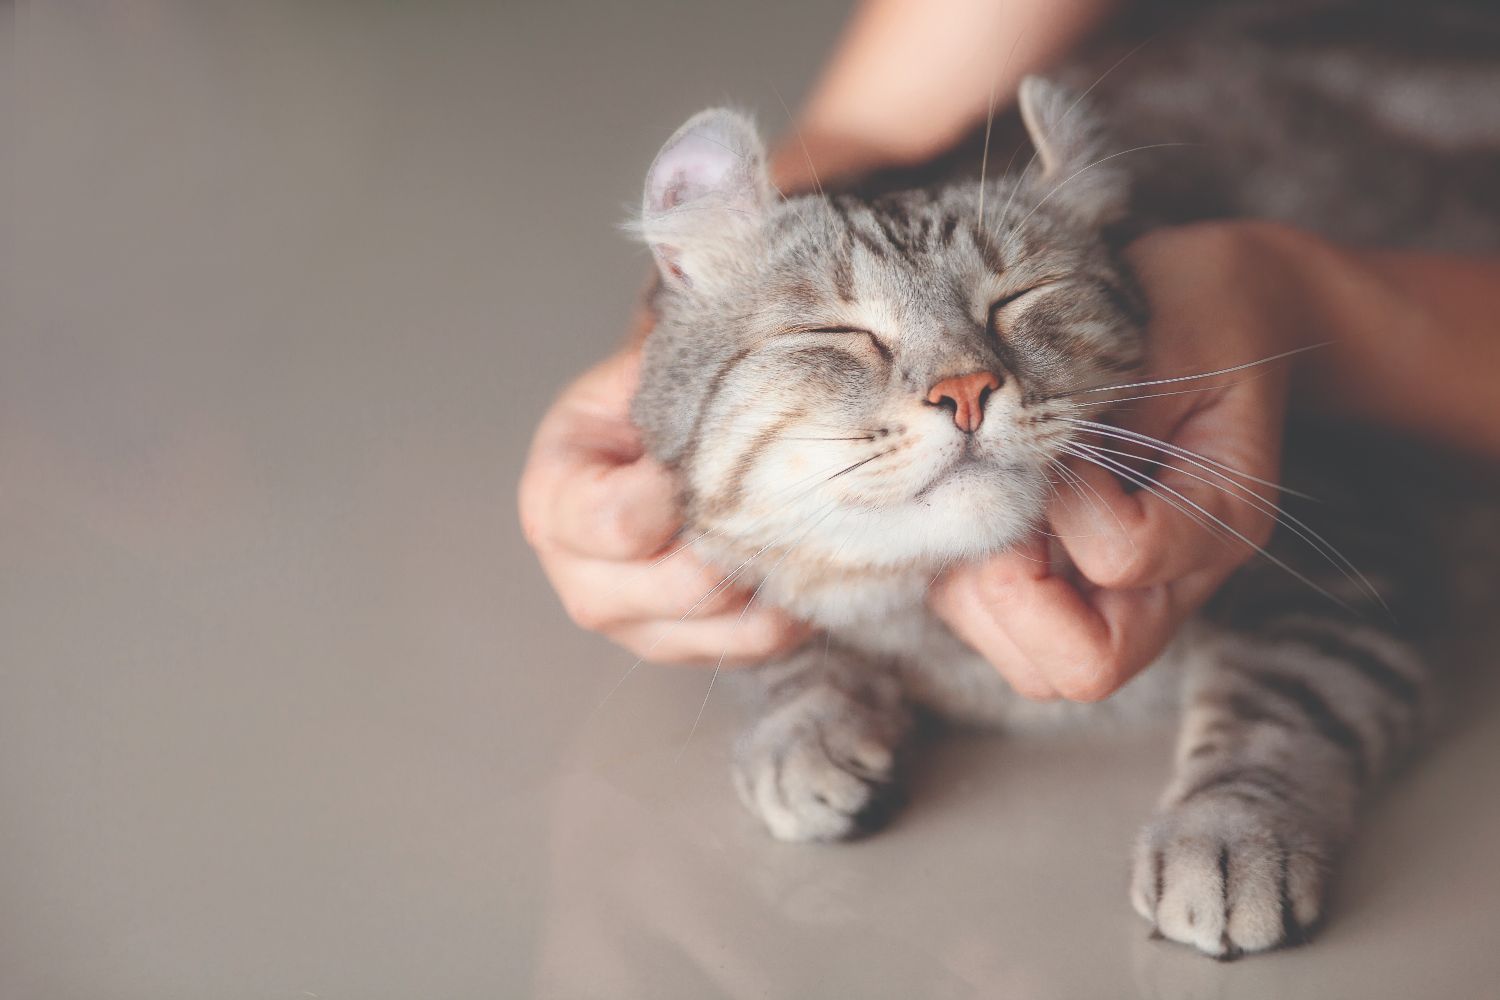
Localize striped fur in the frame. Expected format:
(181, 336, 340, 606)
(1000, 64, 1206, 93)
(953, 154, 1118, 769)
(627, 2, 1500, 960)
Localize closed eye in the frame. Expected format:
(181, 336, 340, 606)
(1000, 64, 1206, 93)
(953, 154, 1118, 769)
(987, 280, 1061, 323)
(801, 325, 866, 335)
(777, 325, 892, 362)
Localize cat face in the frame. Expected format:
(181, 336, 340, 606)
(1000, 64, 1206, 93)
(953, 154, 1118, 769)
(632, 78, 1145, 574)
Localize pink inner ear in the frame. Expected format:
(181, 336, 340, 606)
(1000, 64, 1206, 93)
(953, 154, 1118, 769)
(648, 130, 742, 214)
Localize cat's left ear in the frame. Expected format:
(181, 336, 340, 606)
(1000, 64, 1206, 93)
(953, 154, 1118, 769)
(639, 108, 771, 290)
(1017, 76, 1128, 228)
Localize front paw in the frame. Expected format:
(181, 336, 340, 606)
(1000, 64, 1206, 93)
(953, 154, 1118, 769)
(732, 686, 908, 843)
(1131, 795, 1331, 959)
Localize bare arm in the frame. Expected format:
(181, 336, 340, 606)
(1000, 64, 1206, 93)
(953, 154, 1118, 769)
(522, 0, 1120, 667)
(773, 0, 1120, 189)
(1292, 234, 1500, 458)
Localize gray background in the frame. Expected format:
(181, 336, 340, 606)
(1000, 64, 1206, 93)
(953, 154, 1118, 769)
(5, 2, 1499, 998)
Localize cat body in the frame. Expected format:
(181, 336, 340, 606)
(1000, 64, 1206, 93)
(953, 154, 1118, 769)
(627, 0, 1499, 959)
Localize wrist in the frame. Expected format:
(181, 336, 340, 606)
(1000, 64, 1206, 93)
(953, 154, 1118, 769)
(768, 127, 940, 196)
(1205, 220, 1384, 418)
(1247, 223, 1465, 448)
(1127, 219, 1326, 357)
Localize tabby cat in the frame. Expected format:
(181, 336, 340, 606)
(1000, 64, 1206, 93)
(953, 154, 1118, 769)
(626, 0, 1500, 959)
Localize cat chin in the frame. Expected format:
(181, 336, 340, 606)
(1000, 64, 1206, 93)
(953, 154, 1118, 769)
(758, 506, 1035, 628)
(877, 465, 1040, 563)
(792, 481, 1036, 577)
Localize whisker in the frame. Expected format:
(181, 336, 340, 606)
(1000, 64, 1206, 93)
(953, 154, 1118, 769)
(1061, 442, 1235, 546)
(977, 25, 1028, 232)
(997, 36, 1154, 223)
(1017, 142, 1195, 231)
(824, 449, 890, 483)
(1057, 371, 1275, 409)
(598, 452, 864, 602)
(1063, 418, 1319, 501)
(977, 81, 998, 232)
(1065, 442, 1348, 609)
(752, 85, 829, 250)
(1042, 452, 1132, 546)
(1075, 441, 1387, 611)
(1064, 37, 1154, 122)
(676, 504, 847, 759)
(772, 83, 825, 201)
(588, 499, 842, 723)
(1046, 343, 1330, 400)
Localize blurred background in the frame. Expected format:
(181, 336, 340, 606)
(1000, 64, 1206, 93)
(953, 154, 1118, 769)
(5, 3, 1500, 998)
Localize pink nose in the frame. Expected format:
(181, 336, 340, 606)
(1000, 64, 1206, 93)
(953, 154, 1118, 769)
(926, 371, 1001, 432)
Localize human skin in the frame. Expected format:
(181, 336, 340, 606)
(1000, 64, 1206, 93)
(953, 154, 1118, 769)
(519, 214, 1500, 690)
(770, 0, 1119, 190)
(521, 0, 1120, 667)
(931, 223, 1500, 699)
(519, 0, 1500, 694)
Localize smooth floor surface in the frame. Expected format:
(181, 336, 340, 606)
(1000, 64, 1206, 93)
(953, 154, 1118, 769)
(6, 3, 1500, 998)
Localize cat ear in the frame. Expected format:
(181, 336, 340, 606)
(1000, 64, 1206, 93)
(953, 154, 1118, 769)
(1016, 76, 1128, 227)
(639, 108, 770, 289)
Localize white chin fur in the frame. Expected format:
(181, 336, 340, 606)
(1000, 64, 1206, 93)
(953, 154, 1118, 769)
(746, 467, 1041, 629)
(707, 457, 1044, 573)
(835, 465, 1038, 568)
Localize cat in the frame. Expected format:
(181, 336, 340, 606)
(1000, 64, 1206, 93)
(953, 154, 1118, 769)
(626, 0, 1500, 960)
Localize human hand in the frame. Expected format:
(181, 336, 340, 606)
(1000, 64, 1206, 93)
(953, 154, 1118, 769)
(931, 222, 1312, 701)
(519, 340, 811, 666)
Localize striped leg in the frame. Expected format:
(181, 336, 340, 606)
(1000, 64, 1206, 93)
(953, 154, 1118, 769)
(730, 642, 911, 843)
(1131, 617, 1433, 958)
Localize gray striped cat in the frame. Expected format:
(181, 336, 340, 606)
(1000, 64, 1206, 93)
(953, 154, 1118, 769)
(628, 1, 1498, 960)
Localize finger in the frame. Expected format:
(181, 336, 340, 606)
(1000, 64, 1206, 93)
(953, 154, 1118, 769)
(1052, 393, 1282, 590)
(542, 548, 754, 632)
(944, 544, 1172, 702)
(519, 351, 683, 561)
(611, 608, 813, 667)
(546, 453, 681, 560)
(930, 563, 1059, 701)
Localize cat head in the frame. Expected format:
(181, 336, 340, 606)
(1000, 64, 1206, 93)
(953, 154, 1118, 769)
(631, 77, 1144, 574)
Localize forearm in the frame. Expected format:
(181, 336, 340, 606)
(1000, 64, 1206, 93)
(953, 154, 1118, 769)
(772, 0, 1119, 188)
(1265, 224, 1500, 457)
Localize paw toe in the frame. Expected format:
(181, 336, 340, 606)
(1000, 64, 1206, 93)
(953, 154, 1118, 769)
(1132, 801, 1328, 958)
(734, 711, 903, 843)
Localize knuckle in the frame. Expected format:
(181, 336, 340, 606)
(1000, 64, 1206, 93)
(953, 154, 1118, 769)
(1004, 669, 1058, 702)
(620, 638, 657, 662)
(516, 475, 551, 550)
(1245, 509, 1276, 550)
(1056, 659, 1123, 703)
(593, 500, 647, 558)
(519, 507, 549, 551)
(616, 625, 670, 663)
(561, 594, 611, 632)
(969, 563, 1020, 607)
(1081, 545, 1156, 589)
(741, 615, 797, 659)
(696, 583, 746, 618)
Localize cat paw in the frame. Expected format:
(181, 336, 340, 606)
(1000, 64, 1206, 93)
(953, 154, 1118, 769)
(732, 686, 908, 843)
(1130, 795, 1331, 959)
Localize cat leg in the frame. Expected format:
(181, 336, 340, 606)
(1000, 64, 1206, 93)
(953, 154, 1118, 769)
(1131, 618, 1433, 958)
(731, 641, 912, 843)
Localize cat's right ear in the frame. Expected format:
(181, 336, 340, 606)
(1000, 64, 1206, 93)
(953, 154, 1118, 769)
(638, 108, 770, 290)
(1016, 76, 1128, 227)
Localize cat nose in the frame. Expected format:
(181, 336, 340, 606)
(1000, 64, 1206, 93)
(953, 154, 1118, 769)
(925, 371, 1002, 433)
